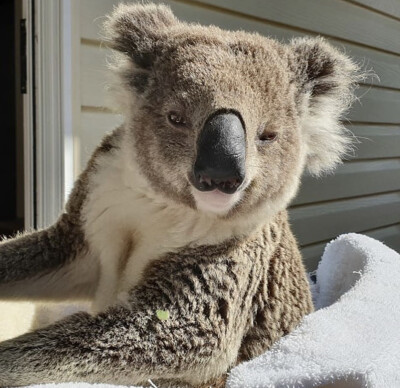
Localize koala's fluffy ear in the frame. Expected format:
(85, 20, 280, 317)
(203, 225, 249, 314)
(103, 3, 178, 69)
(289, 37, 359, 175)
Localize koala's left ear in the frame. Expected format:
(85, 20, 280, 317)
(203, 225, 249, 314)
(103, 3, 178, 69)
(289, 37, 360, 175)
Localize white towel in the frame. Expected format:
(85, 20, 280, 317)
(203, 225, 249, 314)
(227, 233, 400, 387)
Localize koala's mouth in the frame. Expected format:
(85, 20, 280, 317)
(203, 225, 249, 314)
(191, 186, 243, 215)
(188, 169, 247, 215)
(189, 168, 246, 214)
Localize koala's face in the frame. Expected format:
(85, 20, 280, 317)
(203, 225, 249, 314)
(130, 39, 303, 216)
(105, 4, 357, 218)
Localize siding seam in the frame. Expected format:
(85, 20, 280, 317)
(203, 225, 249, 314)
(300, 222, 400, 249)
(81, 0, 400, 58)
(342, 0, 400, 23)
(81, 106, 114, 113)
(345, 157, 400, 163)
(172, 0, 400, 57)
(290, 189, 400, 210)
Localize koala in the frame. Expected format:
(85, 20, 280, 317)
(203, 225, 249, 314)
(0, 3, 359, 387)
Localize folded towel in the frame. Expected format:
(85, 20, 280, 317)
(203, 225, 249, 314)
(227, 233, 400, 387)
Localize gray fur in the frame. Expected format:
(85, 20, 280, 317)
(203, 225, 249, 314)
(0, 214, 311, 387)
(0, 216, 91, 300)
(0, 130, 122, 301)
(0, 3, 360, 387)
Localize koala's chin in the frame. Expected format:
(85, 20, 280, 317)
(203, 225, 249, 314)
(191, 187, 243, 215)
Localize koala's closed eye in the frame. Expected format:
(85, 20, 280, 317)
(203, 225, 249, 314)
(257, 124, 278, 144)
(258, 132, 278, 143)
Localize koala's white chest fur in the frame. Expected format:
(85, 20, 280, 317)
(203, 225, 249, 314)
(82, 148, 254, 312)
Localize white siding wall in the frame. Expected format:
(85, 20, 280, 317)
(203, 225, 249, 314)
(75, 0, 400, 269)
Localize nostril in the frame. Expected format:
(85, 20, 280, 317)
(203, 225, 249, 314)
(194, 172, 243, 194)
(199, 174, 212, 187)
(216, 177, 242, 194)
(196, 173, 216, 191)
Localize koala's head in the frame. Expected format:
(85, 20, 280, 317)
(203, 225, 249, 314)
(104, 4, 358, 219)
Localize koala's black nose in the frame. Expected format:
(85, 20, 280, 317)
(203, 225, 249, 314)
(193, 111, 246, 194)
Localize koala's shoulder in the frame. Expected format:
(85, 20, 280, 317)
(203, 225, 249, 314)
(65, 126, 124, 219)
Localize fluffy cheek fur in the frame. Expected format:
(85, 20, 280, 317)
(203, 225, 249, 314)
(240, 120, 305, 218)
(131, 111, 196, 209)
(300, 92, 354, 176)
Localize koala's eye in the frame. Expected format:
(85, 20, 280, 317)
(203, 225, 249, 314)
(258, 131, 278, 144)
(168, 112, 187, 127)
(257, 123, 278, 144)
(259, 132, 278, 142)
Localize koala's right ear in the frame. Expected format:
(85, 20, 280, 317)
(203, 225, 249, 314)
(103, 3, 178, 69)
(288, 37, 360, 176)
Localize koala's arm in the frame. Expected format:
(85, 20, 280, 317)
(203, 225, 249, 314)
(0, 246, 251, 387)
(0, 213, 97, 300)
(0, 133, 118, 301)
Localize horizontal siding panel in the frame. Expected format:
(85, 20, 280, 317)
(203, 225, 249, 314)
(289, 192, 400, 245)
(293, 159, 400, 205)
(81, 44, 110, 108)
(80, 0, 304, 42)
(80, 0, 115, 41)
(301, 243, 327, 272)
(350, 125, 400, 159)
(367, 224, 400, 253)
(79, 111, 123, 167)
(350, 86, 400, 123)
(197, 0, 400, 54)
(344, 43, 400, 90)
(301, 223, 400, 271)
(350, 0, 400, 20)
(80, 0, 400, 90)
(301, 225, 400, 271)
